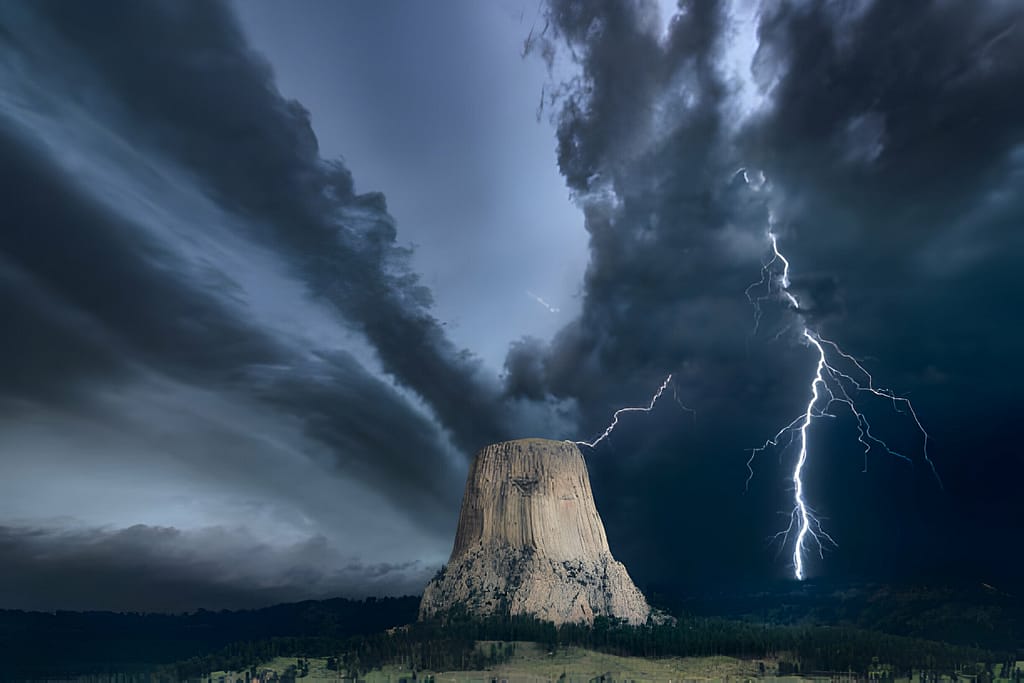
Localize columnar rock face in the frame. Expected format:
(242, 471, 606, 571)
(419, 438, 650, 625)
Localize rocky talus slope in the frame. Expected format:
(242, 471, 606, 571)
(419, 438, 650, 625)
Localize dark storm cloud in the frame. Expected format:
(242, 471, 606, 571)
(511, 0, 763, 419)
(0, 79, 458, 528)
(749, 0, 1024, 223)
(13, 0, 511, 454)
(517, 0, 1024, 410)
(0, 125, 277, 400)
(0, 0, 529, 485)
(503, 337, 551, 401)
(513, 0, 1024, 588)
(0, 524, 430, 612)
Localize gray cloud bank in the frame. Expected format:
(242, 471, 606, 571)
(0, 524, 430, 612)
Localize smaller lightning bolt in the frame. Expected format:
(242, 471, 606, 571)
(574, 374, 689, 449)
(526, 291, 560, 314)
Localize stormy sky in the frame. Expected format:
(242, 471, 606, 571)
(1, 0, 1022, 613)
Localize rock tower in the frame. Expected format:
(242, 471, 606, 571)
(419, 438, 650, 625)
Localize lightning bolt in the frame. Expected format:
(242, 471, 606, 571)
(573, 374, 693, 449)
(745, 217, 942, 581)
(526, 290, 560, 314)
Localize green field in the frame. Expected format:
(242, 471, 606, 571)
(206, 642, 1016, 683)
(361, 642, 765, 682)
(212, 645, 767, 683)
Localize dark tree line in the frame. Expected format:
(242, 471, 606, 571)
(666, 581, 1024, 654)
(167, 608, 1008, 681)
(2, 594, 1014, 681)
(0, 596, 420, 680)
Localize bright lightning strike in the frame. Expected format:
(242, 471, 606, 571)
(573, 374, 693, 450)
(745, 221, 943, 581)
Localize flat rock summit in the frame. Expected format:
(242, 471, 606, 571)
(419, 438, 651, 625)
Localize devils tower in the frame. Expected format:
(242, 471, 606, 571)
(419, 438, 651, 625)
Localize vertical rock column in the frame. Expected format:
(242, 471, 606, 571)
(419, 438, 650, 625)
